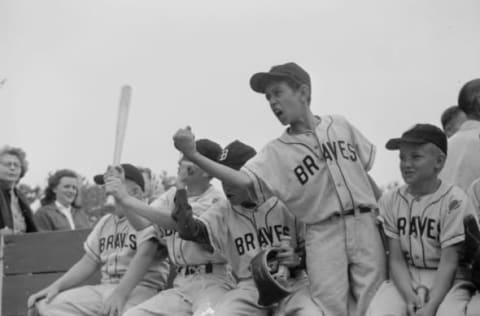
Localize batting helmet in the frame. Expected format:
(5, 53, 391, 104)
(250, 247, 297, 306)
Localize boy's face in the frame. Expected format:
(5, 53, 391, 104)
(177, 157, 208, 184)
(222, 182, 252, 206)
(399, 143, 444, 186)
(264, 81, 306, 126)
(114, 179, 143, 216)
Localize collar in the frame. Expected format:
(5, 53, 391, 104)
(459, 120, 480, 131)
(399, 180, 452, 202)
(55, 201, 72, 213)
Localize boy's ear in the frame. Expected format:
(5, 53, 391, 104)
(299, 84, 311, 104)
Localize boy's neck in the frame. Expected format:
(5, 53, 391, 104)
(186, 181, 210, 197)
(289, 109, 319, 133)
(408, 178, 441, 197)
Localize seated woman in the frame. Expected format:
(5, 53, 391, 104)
(0, 145, 37, 235)
(34, 169, 91, 231)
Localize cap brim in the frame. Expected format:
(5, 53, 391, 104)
(93, 174, 105, 185)
(385, 137, 426, 150)
(250, 72, 290, 93)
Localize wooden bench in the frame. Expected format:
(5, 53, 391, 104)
(1, 229, 100, 316)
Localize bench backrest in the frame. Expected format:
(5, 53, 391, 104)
(1, 229, 100, 316)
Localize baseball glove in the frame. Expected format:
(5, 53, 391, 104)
(464, 214, 480, 289)
(250, 247, 296, 307)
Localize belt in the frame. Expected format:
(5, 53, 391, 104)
(176, 263, 213, 276)
(328, 207, 372, 220)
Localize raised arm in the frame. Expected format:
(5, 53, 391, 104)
(104, 176, 176, 230)
(173, 127, 253, 189)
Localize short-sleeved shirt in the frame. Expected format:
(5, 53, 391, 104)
(243, 114, 376, 223)
(379, 181, 474, 271)
(150, 185, 228, 266)
(441, 120, 480, 191)
(199, 196, 304, 280)
(84, 213, 169, 290)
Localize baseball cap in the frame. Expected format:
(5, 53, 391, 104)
(218, 140, 256, 170)
(94, 163, 145, 192)
(250, 62, 311, 93)
(385, 124, 447, 154)
(195, 138, 222, 162)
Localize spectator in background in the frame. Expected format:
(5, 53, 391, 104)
(0, 146, 37, 235)
(440, 105, 467, 138)
(34, 169, 91, 231)
(441, 79, 480, 191)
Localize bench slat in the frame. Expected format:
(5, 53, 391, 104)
(3, 229, 91, 275)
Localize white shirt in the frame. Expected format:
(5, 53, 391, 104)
(55, 201, 75, 229)
(441, 120, 480, 191)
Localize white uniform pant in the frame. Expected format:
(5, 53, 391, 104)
(466, 291, 480, 316)
(366, 266, 475, 316)
(306, 212, 386, 316)
(124, 266, 235, 316)
(36, 283, 157, 316)
(212, 277, 324, 316)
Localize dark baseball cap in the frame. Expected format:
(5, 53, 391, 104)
(195, 139, 222, 162)
(250, 62, 311, 93)
(218, 140, 256, 170)
(386, 124, 447, 154)
(94, 163, 145, 192)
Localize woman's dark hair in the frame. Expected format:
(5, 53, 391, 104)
(40, 169, 79, 207)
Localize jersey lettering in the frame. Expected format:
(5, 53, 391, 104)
(99, 233, 137, 252)
(233, 225, 289, 256)
(321, 141, 358, 162)
(397, 216, 438, 241)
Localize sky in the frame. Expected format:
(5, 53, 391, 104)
(1, 0, 480, 188)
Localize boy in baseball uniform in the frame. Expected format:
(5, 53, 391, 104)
(173, 62, 385, 315)
(367, 124, 476, 316)
(27, 163, 170, 316)
(104, 140, 235, 316)
(171, 140, 324, 315)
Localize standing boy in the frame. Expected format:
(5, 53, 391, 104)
(367, 124, 475, 316)
(173, 62, 385, 315)
(27, 163, 170, 316)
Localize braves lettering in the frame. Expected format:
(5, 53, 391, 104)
(234, 225, 290, 255)
(294, 155, 319, 185)
(321, 141, 357, 162)
(99, 233, 137, 252)
(397, 216, 438, 240)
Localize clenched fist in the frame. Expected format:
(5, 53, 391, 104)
(173, 126, 196, 158)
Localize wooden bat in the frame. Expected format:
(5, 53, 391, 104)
(106, 85, 132, 205)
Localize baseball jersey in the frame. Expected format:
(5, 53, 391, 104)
(379, 181, 475, 271)
(84, 213, 169, 290)
(468, 178, 480, 217)
(199, 196, 304, 280)
(150, 185, 228, 266)
(441, 120, 480, 191)
(243, 114, 376, 223)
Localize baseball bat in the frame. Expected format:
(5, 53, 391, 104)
(106, 85, 132, 205)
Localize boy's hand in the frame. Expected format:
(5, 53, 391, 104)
(173, 126, 196, 158)
(414, 303, 435, 316)
(101, 290, 127, 316)
(104, 174, 129, 202)
(27, 285, 60, 309)
(273, 236, 300, 268)
(406, 294, 422, 316)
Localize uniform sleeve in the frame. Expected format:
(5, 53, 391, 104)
(344, 116, 376, 171)
(83, 215, 109, 263)
(468, 179, 480, 218)
(197, 200, 229, 254)
(242, 142, 281, 204)
(440, 190, 473, 248)
(136, 224, 164, 247)
(378, 192, 399, 239)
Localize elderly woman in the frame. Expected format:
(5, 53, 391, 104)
(0, 146, 37, 235)
(34, 169, 91, 231)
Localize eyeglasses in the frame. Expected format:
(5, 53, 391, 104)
(0, 161, 21, 169)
